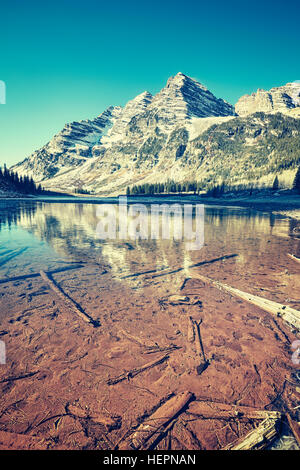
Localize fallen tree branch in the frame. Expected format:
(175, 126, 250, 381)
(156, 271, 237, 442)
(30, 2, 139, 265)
(288, 253, 300, 264)
(0, 371, 39, 383)
(187, 317, 209, 375)
(119, 391, 194, 450)
(0, 264, 83, 285)
(120, 254, 238, 281)
(149, 254, 238, 280)
(187, 316, 195, 343)
(191, 273, 300, 331)
(119, 329, 156, 349)
(223, 417, 280, 450)
(119, 329, 179, 355)
(193, 319, 209, 375)
(187, 401, 281, 420)
(107, 354, 169, 385)
(143, 345, 180, 355)
(39, 270, 99, 327)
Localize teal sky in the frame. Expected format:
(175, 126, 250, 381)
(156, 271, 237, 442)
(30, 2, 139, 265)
(1, 0, 300, 166)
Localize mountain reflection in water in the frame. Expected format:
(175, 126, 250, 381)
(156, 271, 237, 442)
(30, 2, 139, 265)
(0, 199, 299, 283)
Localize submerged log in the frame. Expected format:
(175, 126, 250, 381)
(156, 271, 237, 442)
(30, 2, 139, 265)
(106, 354, 169, 385)
(192, 273, 300, 331)
(119, 329, 156, 349)
(186, 317, 209, 375)
(187, 401, 281, 421)
(0, 264, 83, 285)
(193, 319, 209, 375)
(0, 371, 39, 384)
(120, 329, 179, 355)
(288, 253, 300, 264)
(119, 391, 194, 450)
(39, 270, 99, 327)
(223, 417, 280, 450)
(187, 316, 195, 343)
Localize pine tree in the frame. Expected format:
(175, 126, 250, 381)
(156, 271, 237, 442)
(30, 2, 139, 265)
(293, 167, 300, 194)
(272, 175, 279, 191)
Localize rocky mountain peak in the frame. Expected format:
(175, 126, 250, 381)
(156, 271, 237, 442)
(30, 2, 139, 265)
(148, 73, 235, 128)
(17, 75, 300, 196)
(235, 82, 300, 117)
(166, 72, 207, 91)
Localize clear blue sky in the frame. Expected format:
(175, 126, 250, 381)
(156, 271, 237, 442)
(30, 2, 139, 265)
(1, 0, 300, 166)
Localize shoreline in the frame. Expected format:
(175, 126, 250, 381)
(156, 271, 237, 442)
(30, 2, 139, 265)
(1, 192, 300, 219)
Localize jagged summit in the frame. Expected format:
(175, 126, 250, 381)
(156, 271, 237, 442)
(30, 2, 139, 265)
(12, 73, 236, 184)
(235, 82, 300, 116)
(166, 72, 207, 90)
(148, 73, 235, 127)
(12, 74, 300, 195)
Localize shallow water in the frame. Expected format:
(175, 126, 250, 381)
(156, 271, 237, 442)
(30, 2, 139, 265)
(0, 199, 299, 450)
(0, 199, 299, 284)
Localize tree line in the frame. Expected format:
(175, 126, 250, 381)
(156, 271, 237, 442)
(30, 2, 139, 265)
(0, 164, 44, 194)
(126, 169, 300, 197)
(126, 180, 201, 196)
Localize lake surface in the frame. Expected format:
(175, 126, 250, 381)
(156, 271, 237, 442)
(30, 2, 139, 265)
(0, 198, 299, 450)
(0, 198, 299, 285)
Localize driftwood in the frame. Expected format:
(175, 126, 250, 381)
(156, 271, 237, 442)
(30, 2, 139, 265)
(148, 254, 238, 280)
(187, 401, 281, 421)
(143, 345, 180, 355)
(0, 371, 39, 383)
(106, 354, 169, 385)
(119, 391, 194, 450)
(192, 273, 300, 331)
(288, 253, 300, 264)
(119, 329, 156, 349)
(187, 317, 209, 375)
(39, 270, 99, 327)
(0, 264, 83, 285)
(223, 417, 280, 450)
(121, 254, 237, 281)
(119, 329, 179, 355)
(286, 413, 300, 447)
(187, 316, 195, 343)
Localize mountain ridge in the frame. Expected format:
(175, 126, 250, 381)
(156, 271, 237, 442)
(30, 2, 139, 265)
(11, 74, 300, 194)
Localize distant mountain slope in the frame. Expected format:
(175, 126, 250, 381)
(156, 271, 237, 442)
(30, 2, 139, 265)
(180, 112, 300, 188)
(11, 73, 235, 188)
(235, 82, 300, 117)
(11, 74, 300, 194)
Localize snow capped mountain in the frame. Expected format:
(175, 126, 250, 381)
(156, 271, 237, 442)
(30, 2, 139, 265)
(13, 74, 300, 195)
(148, 73, 234, 127)
(12, 73, 236, 191)
(12, 106, 123, 181)
(101, 91, 153, 146)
